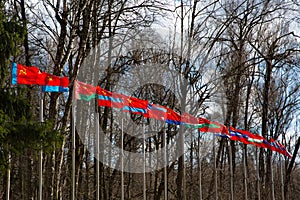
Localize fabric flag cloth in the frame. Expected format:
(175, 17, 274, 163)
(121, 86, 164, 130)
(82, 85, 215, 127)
(42, 75, 69, 92)
(181, 112, 199, 128)
(122, 96, 148, 114)
(143, 103, 168, 121)
(198, 117, 229, 134)
(97, 87, 125, 108)
(74, 81, 97, 101)
(11, 62, 46, 85)
(269, 138, 283, 152)
(214, 133, 231, 139)
(269, 138, 292, 158)
(275, 140, 292, 158)
(165, 108, 181, 125)
(230, 128, 263, 147)
(229, 128, 272, 149)
(230, 127, 250, 144)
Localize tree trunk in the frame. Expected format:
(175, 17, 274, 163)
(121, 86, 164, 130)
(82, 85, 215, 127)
(260, 60, 272, 199)
(284, 136, 300, 199)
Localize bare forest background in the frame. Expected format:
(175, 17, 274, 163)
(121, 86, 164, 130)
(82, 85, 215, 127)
(0, 0, 300, 199)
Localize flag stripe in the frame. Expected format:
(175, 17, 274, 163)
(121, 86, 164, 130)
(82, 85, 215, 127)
(185, 123, 220, 129)
(166, 119, 181, 125)
(42, 85, 69, 92)
(98, 95, 123, 103)
(123, 106, 147, 114)
(78, 94, 96, 101)
(12, 62, 17, 85)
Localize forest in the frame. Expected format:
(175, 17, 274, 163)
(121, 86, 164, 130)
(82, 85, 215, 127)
(0, 0, 300, 199)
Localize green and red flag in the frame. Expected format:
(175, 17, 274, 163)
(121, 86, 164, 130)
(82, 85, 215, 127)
(181, 112, 199, 128)
(198, 117, 228, 134)
(74, 81, 97, 101)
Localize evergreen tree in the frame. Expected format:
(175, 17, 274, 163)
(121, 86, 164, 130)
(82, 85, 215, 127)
(0, 1, 24, 87)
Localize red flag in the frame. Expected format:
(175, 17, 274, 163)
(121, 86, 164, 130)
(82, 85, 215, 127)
(44, 74, 61, 86)
(42, 74, 69, 92)
(166, 108, 181, 125)
(181, 112, 198, 124)
(97, 87, 112, 107)
(276, 141, 292, 158)
(12, 62, 69, 92)
(246, 131, 269, 148)
(230, 127, 249, 144)
(143, 103, 168, 121)
(268, 138, 290, 157)
(97, 87, 125, 108)
(122, 96, 148, 114)
(230, 128, 271, 149)
(60, 77, 69, 89)
(269, 138, 280, 152)
(12, 63, 46, 85)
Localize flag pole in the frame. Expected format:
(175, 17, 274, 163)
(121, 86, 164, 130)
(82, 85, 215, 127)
(256, 147, 261, 200)
(280, 153, 284, 200)
(95, 110, 100, 200)
(229, 139, 234, 200)
(6, 147, 11, 200)
(121, 118, 124, 200)
(143, 122, 146, 200)
(71, 87, 76, 200)
(94, 85, 100, 200)
(243, 145, 248, 200)
(270, 152, 275, 200)
(243, 144, 248, 200)
(198, 130, 202, 200)
(213, 134, 218, 200)
(39, 89, 44, 200)
(163, 127, 168, 200)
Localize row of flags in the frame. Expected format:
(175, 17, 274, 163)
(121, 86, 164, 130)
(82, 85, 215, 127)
(12, 63, 69, 92)
(11, 63, 292, 158)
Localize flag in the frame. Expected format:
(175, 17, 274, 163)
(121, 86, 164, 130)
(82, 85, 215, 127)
(42, 75, 69, 92)
(214, 133, 231, 139)
(276, 140, 292, 158)
(97, 87, 125, 108)
(143, 103, 167, 121)
(12, 62, 46, 85)
(11, 62, 69, 92)
(269, 138, 292, 158)
(198, 117, 228, 134)
(59, 77, 69, 92)
(122, 96, 148, 114)
(230, 127, 252, 144)
(230, 128, 270, 148)
(230, 128, 259, 145)
(74, 81, 96, 101)
(243, 131, 270, 148)
(165, 108, 181, 125)
(181, 112, 199, 128)
(270, 138, 284, 152)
